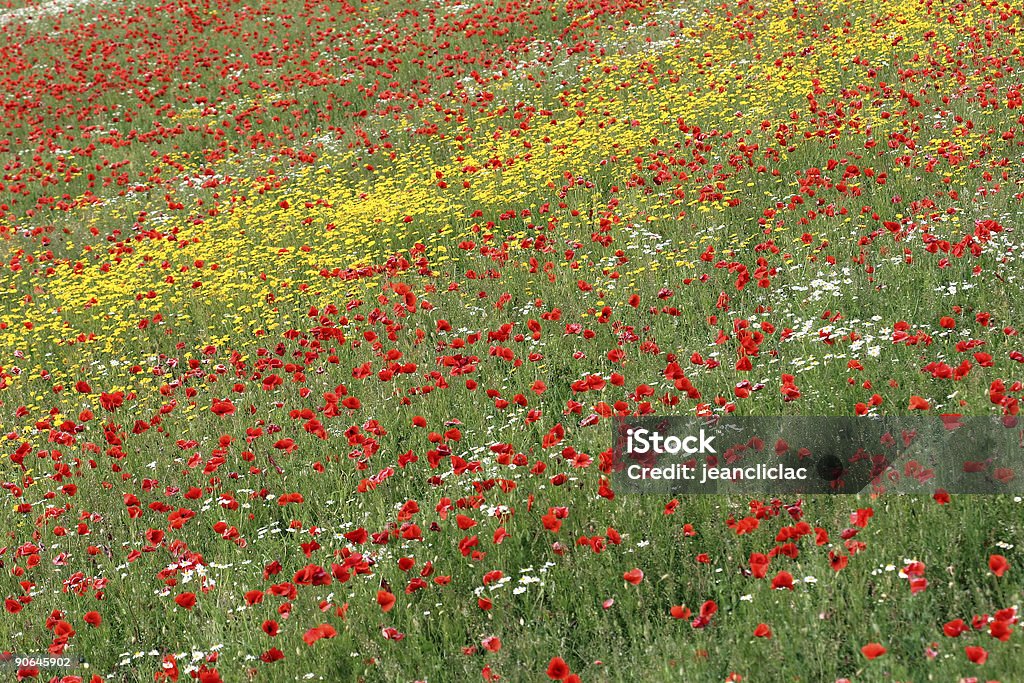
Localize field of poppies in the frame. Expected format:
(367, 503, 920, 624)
(1, 0, 1023, 679)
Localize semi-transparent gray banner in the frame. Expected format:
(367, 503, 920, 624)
(611, 416, 1023, 494)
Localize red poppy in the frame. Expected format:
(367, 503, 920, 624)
(943, 619, 970, 637)
(377, 590, 396, 613)
(210, 398, 235, 416)
(908, 395, 930, 410)
(174, 593, 196, 610)
(749, 552, 769, 578)
(691, 600, 717, 628)
(546, 657, 570, 680)
(989, 554, 1010, 577)
(965, 645, 988, 664)
(99, 391, 124, 411)
(860, 643, 886, 659)
(623, 568, 644, 585)
(670, 605, 691, 620)
(303, 624, 337, 645)
(771, 570, 794, 590)
(989, 619, 1013, 641)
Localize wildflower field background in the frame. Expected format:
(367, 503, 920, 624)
(1, 0, 1023, 679)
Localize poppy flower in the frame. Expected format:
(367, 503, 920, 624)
(174, 593, 196, 610)
(670, 605, 691, 620)
(771, 570, 794, 590)
(303, 624, 337, 645)
(989, 619, 1013, 641)
(989, 554, 1010, 577)
(908, 396, 930, 410)
(623, 568, 644, 585)
(860, 643, 886, 659)
(197, 668, 222, 683)
(210, 398, 236, 416)
(691, 600, 717, 628)
(546, 657, 570, 680)
(377, 590, 396, 613)
(943, 619, 970, 637)
(965, 645, 988, 664)
(749, 552, 769, 578)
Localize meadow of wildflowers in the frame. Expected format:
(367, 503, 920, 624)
(1, 0, 1023, 679)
